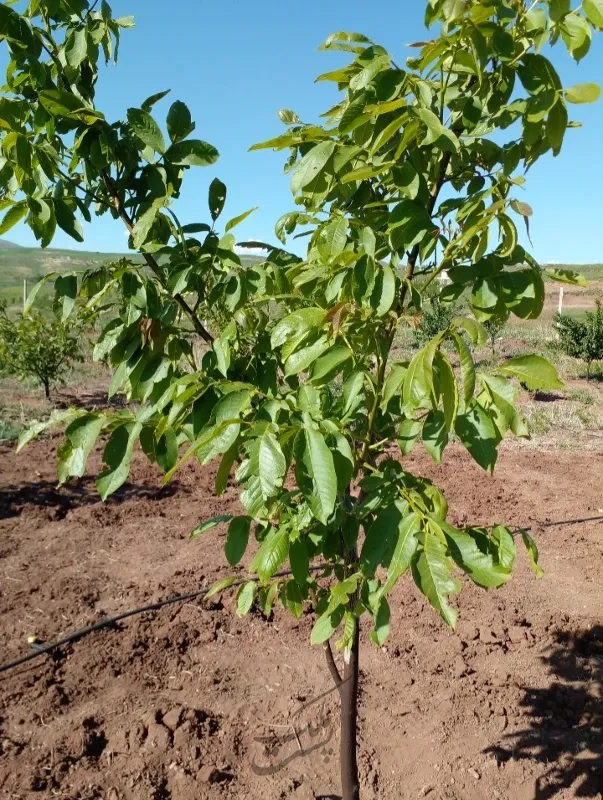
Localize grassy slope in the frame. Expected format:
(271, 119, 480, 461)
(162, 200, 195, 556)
(0, 239, 263, 307)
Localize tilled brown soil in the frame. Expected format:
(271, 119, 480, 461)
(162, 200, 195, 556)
(1, 437, 603, 800)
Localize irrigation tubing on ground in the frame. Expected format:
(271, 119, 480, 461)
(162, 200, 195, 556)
(1, 514, 602, 677)
(0, 567, 307, 675)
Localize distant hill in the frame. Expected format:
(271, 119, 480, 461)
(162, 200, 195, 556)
(0, 239, 24, 250)
(0, 241, 264, 308)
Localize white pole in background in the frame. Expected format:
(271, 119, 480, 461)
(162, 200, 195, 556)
(23, 279, 27, 311)
(558, 285, 564, 315)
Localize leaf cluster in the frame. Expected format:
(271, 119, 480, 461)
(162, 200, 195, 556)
(4, 0, 600, 644)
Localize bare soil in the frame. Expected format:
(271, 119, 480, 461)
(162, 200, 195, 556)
(1, 437, 603, 800)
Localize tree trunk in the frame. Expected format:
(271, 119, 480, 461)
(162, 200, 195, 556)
(340, 618, 360, 800)
(43, 380, 50, 401)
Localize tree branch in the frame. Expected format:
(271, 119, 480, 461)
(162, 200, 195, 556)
(324, 640, 343, 691)
(101, 171, 214, 346)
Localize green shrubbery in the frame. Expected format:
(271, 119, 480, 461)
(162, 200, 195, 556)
(555, 302, 603, 380)
(0, 304, 83, 399)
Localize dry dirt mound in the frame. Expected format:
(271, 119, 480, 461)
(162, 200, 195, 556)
(1, 439, 603, 799)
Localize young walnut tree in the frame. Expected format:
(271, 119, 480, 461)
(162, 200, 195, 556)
(1, 1, 600, 797)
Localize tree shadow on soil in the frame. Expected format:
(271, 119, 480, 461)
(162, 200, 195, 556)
(487, 626, 603, 798)
(0, 475, 185, 520)
(54, 389, 128, 410)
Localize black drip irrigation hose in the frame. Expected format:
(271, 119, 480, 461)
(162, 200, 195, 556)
(0, 568, 304, 676)
(1, 515, 602, 677)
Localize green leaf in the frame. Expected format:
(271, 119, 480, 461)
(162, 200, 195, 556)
(382, 364, 407, 409)
(337, 612, 357, 651)
(392, 163, 420, 199)
(65, 27, 87, 68)
(561, 12, 592, 61)
(285, 580, 304, 619)
(310, 345, 352, 385)
(156, 428, 178, 473)
(271, 307, 325, 349)
(225, 206, 258, 233)
(451, 316, 487, 347)
(57, 413, 104, 483)
(435, 518, 512, 588)
(451, 331, 475, 406)
(127, 108, 166, 154)
(373, 264, 396, 317)
(403, 336, 440, 410)
(472, 277, 500, 311)
(317, 216, 348, 261)
(290, 141, 336, 194)
(546, 100, 568, 154)
(236, 581, 258, 616)
(204, 576, 237, 599)
(496, 355, 563, 390)
(521, 530, 544, 578)
(38, 90, 104, 124)
(166, 139, 219, 166)
(423, 410, 448, 464)
(141, 89, 170, 112)
(303, 427, 337, 524)
(584, 0, 603, 29)
(455, 401, 499, 473)
(491, 525, 516, 570)
(412, 529, 460, 628)
(290, 539, 310, 585)
(350, 54, 390, 91)
(435, 353, 459, 431)
(565, 83, 601, 103)
(132, 202, 160, 249)
(278, 108, 301, 124)
(545, 268, 588, 287)
(398, 417, 422, 455)
(0, 202, 26, 234)
(361, 501, 405, 577)
(54, 199, 84, 243)
(342, 370, 365, 418)
(208, 177, 227, 221)
(166, 100, 194, 142)
(415, 108, 460, 152)
(310, 605, 345, 645)
(115, 15, 135, 27)
(190, 513, 233, 538)
(381, 512, 420, 596)
(258, 431, 286, 500)
(16, 408, 82, 453)
(284, 336, 330, 376)
(55, 273, 78, 320)
(251, 527, 290, 582)
(22, 272, 58, 314)
(370, 598, 391, 646)
(215, 441, 239, 495)
(225, 516, 251, 566)
(96, 422, 142, 500)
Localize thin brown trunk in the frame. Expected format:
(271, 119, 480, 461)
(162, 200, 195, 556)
(340, 618, 360, 800)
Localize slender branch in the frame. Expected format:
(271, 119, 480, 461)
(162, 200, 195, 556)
(102, 171, 214, 345)
(324, 641, 343, 690)
(55, 165, 109, 207)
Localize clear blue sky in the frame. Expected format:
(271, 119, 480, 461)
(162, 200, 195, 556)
(4, 1, 603, 264)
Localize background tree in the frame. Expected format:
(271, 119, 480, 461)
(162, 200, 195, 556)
(2, 1, 601, 798)
(0, 303, 82, 399)
(484, 317, 506, 359)
(555, 301, 603, 379)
